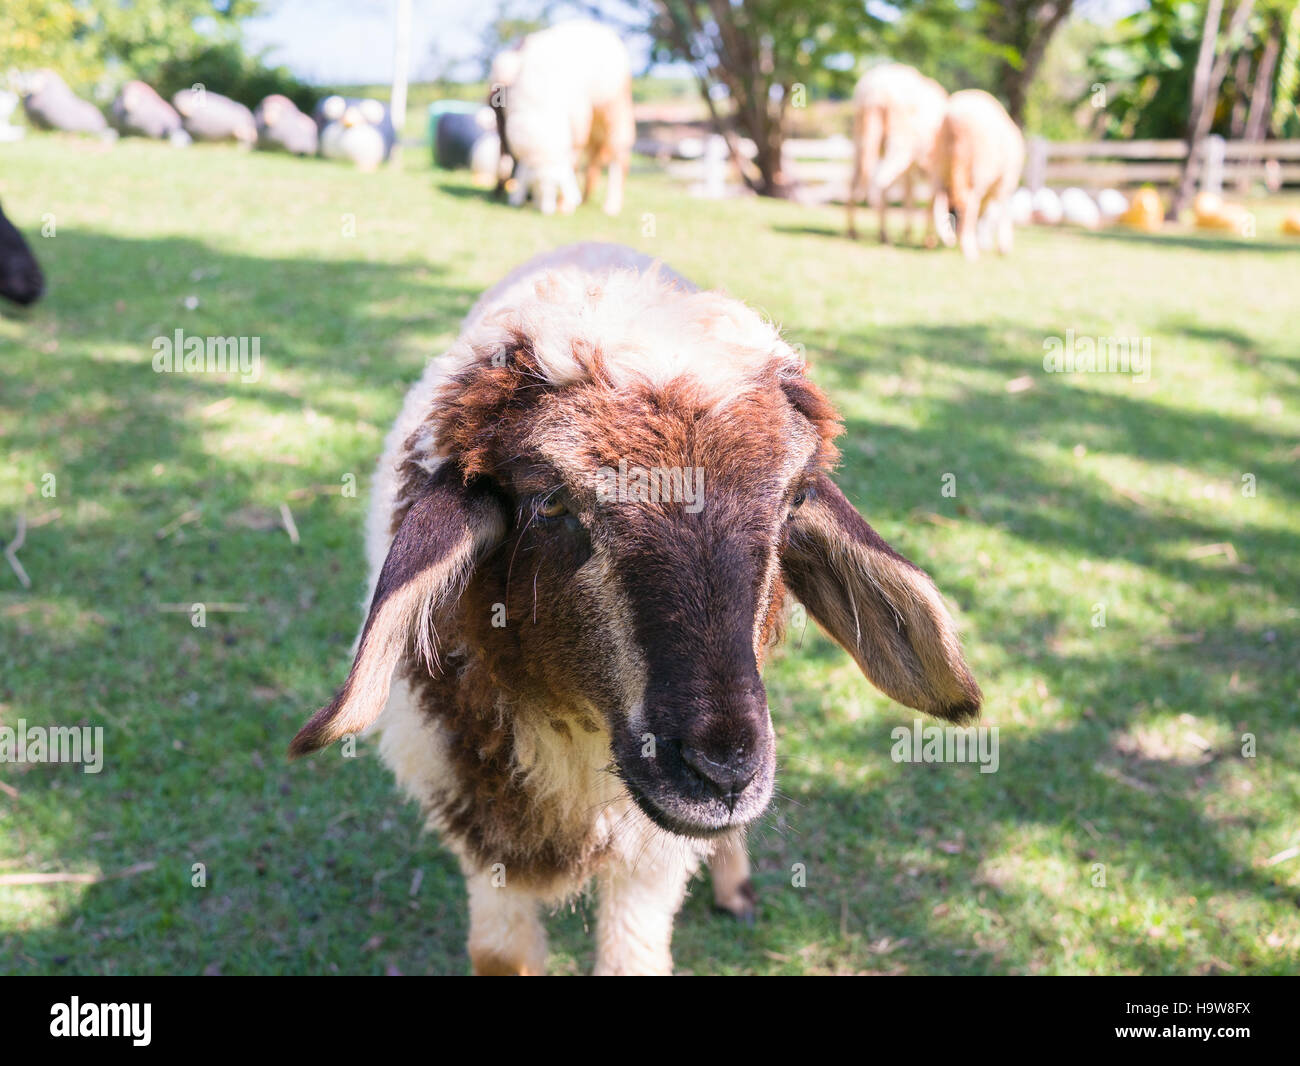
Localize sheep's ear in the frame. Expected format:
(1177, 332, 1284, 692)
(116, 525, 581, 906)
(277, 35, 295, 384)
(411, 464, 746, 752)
(289, 466, 505, 758)
(781, 472, 981, 723)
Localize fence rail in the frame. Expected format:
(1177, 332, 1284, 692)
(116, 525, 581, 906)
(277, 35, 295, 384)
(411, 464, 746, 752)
(1025, 135, 1300, 192)
(640, 133, 1300, 197)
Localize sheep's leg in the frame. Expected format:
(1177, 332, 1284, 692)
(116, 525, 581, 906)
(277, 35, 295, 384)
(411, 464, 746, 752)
(465, 868, 547, 975)
(994, 191, 1015, 255)
(594, 852, 693, 976)
(932, 188, 955, 248)
(870, 149, 913, 245)
(602, 151, 627, 216)
(903, 171, 917, 244)
(708, 832, 756, 924)
(957, 184, 987, 261)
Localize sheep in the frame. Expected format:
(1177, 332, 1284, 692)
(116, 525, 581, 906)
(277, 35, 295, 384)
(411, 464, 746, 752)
(111, 81, 183, 140)
(20, 70, 108, 136)
(173, 89, 256, 146)
(846, 63, 949, 243)
(930, 89, 1025, 261)
(290, 241, 983, 976)
(254, 94, 318, 156)
(0, 200, 44, 306)
(502, 21, 635, 215)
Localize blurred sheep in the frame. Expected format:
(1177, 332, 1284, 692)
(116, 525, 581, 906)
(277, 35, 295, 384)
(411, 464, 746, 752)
(503, 20, 635, 215)
(846, 63, 948, 243)
(20, 70, 108, 135)
(111, 81, 183, 140)
(931, 90, 1025, 260)
(0, 201, 44, 306)
(255, 94, 318, 156)
(173, 88, 256, 146)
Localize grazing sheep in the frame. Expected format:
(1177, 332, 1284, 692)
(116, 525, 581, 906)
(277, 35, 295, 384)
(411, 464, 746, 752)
(846, 63, 948, 243)
(255, 94, 318, 156)
(503, 21, 635, 215)
(20, 70, 107, 135)
(173, 89, 256, 146)
(931, 90, 1025, 261)
(291, 242, 982, 976)
(111, 81, 183, 140)
(0, 201, 45, 306)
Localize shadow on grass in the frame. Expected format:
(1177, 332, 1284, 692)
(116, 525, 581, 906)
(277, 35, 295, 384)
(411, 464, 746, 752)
(2, 232, 1297, 975)
(1076, 227, 1299, 254)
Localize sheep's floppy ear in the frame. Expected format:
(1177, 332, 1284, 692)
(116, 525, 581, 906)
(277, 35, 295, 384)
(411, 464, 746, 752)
(782, 472, 981, 723)
(289, 465, 505, 758)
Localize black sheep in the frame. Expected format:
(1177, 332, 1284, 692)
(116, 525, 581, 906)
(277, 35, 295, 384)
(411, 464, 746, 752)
(0, 202, 45, 306)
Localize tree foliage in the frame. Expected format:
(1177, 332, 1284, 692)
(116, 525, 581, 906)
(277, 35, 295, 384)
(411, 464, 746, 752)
(0, 0, 314, 111)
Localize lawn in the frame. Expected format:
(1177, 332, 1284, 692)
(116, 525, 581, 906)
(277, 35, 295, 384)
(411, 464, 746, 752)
(1, 135, 1297, 975)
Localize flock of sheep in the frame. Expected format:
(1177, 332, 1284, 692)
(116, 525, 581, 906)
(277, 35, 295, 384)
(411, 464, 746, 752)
(12, 69, 396, 170)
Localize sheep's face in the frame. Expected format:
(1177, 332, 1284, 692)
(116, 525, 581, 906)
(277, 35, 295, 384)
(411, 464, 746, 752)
(291, 270, 982, 842)
(449, 375, 831, 837)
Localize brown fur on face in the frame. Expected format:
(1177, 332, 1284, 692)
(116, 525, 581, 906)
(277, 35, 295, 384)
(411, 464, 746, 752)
(294, 244, 982, 902)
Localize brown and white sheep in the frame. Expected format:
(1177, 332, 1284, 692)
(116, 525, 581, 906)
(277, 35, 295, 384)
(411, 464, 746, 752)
(502, 21, 635, 215)
(291, 242, 982, 975)
(930, 90, 1025, 261)
(846, 63, 948, 243)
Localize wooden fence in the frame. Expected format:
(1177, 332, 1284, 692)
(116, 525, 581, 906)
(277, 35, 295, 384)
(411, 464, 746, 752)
(638, 133, 1300, 198)
(1023, 135, 1300, 192)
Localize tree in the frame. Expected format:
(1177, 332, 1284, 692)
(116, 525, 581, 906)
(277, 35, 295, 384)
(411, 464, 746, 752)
(0, 0, 262, 93)
(985, 1, 1078, 124)
(645, 1, 885, 196)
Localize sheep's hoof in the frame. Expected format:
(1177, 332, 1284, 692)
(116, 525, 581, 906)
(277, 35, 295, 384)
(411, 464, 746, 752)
(712, 878, 758, 926)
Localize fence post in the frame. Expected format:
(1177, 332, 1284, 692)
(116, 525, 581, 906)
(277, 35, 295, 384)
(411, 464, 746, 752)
(1200, 134, 1226, 196)
(1025, 137, 1048, 191)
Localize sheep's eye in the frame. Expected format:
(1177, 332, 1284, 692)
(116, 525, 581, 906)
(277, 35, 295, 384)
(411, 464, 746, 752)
(537, 496, 569, 519)
(787, 485, 812, 519)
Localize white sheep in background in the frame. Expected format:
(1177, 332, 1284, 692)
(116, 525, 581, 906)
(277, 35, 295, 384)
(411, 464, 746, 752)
(503, 21, 635, 215)
(931, 89, 1025, 260)
(846, 63, 949, 243)
(291, 242, 982, 975)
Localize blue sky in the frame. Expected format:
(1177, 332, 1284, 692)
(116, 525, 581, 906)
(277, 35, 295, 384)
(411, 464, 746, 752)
(242, 0, 645, 85)
(243, 0, 1146, 87)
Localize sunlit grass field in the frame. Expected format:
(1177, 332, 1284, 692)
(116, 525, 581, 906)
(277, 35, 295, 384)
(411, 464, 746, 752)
(1, 135, 1297, 975)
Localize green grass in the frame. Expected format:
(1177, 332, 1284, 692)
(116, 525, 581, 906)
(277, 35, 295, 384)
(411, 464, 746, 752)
(1, 135, 1298, 975)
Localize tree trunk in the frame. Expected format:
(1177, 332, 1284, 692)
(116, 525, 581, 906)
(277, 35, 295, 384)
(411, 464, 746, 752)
(996, 2, 1076, 125)
(1170, 0, 1237, 218)
(1238, 18, 1281, 190)
(1230, 49, 1253, 136)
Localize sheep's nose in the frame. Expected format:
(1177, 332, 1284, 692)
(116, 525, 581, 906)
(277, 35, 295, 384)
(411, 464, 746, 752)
(680, 745, 760, 810)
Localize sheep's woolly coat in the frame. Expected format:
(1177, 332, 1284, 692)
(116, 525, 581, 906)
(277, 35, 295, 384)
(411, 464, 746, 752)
(364, 243, 819, 900)
(503, 21, 635, 213)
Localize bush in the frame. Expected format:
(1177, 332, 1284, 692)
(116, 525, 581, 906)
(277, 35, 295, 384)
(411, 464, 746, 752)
(144, 40, 320, 115)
